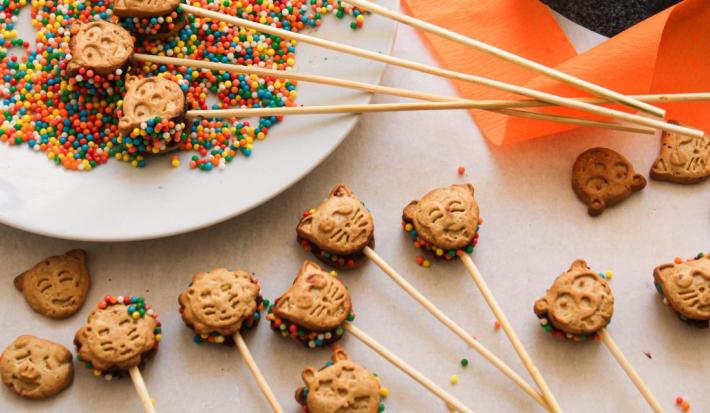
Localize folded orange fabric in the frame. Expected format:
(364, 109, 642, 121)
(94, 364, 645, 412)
(402, 0, 708, 144)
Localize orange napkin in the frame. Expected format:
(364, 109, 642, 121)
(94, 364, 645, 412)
(401, 0, 710, 144)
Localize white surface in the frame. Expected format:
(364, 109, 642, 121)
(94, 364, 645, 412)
(0, 3, 397, 241)
(0, 11, 709, 413)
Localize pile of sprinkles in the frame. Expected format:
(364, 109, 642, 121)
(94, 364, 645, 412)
(402, 217, 482, 263)
(0, 0, 364, 171)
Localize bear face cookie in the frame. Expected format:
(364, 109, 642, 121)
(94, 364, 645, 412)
(15, 249, 90, 319)
(118, 76, 186, 136)
(112, 0, 181, 18)
(268, 261, 353, 348)
(654, 254, 710, 326)
(295, 348, 381, 413)
(651, 124, 710, 184)
(297, 184, 375, 269)
(68, 21, 134, 75)
(75, 296, 160, 375)
(0, 336, 73, 400)
(179, 268, 263, 344)
(534, 260, 614, 338)
(572, 147, 646, 217)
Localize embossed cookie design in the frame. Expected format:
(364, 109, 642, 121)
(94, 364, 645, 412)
(179, 268, 262, 343)
(118, 76, 186, 135)
(295, 347, 381, 413)
(651, 124, 710, 184)
(572, 147, 646, 216)
(68, 21, 134, 75)
(113, 0, 181, 18)
(268, 261, 353, 348)
(0, 336, 73, 400)
(534, 259, 614, 337)
(297, 184, 375, 269)
(15, 249, 90, 319)
(654, 254, 710, 326)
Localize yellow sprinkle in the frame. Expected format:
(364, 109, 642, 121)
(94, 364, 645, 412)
(422, 260, 431, 268)
(605, 271, 614, 280)
(404, 223, 413, 231)
(379, 387, 389, 398)
(450, 375, 459, 384)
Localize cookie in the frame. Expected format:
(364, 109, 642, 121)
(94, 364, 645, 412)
(534, 259, 614, 338)
(178, 268, 263, 345)
(112, 0, 181, 18)
(572, 147, 646, 216)
(297, 184, 375, 269)
(654, 254, 710, 327)
(74, 296, 160, 376)
(14, 249, 90, 319)
(650, 123, 710, 184)
(295, 347, 381, 413)
(0, 336, 73, 400)
(68, 21, 134, 75)
(402, 184, 481, 259)
(267, 261, 353, 348)
(118, 76, 186, 136)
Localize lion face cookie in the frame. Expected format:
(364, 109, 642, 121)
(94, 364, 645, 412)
(15, 249, 90, 319)
(297, 184, 375, 269)
(179, 269, 262, 342)
(0, 336, 73, 400)
(295, 348, 381, 413)
(651, 125, 710, 184)
(572, 147, 646, 217)
(118, 76, 186, 135)
(654, 254, 710, 325)
(534, 260, 614, 338)
(75, 296, 160, 374)
(68, 21, 134, 75)
(112, 0, 181, 18)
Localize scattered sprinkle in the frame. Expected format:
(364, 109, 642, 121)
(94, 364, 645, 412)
(460, 358, 469, 367)
(643, 351, 652, 359)
(457, 166, 465, 175)
(494, 320, 501, 330)
(450, 374, 459, 385)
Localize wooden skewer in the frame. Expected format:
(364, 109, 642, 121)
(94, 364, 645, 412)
(128, 366, 157, 413)
(134, 54, 651, 134)
(598, 329, 666, 413)
(363, 247, 551, 411)
(340, 0, 664, 118)
(233, 332, 285, 413)
(344, 322, 475, 413)
(460, 255, 562, 413)
(179, 4, 704, 138)
(466, 92, 710, 110)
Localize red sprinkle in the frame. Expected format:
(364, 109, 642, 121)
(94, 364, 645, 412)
(457, 166, 465, 175)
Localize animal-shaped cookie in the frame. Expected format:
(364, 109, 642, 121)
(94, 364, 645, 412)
(268, 261, 353, 348)
(295, 347, 381, 413)
(0, 336, 73, 399)
(572, 147, 646, 217)
(112, 0, 181, 18)
(650, 124, 710, 184)
(654, 254, 710, 326)
(402, 184, 481, 260)
(75, 295, 160, 376)
(14, 249, 90, 319)
(179, 268, 263, 344)
(118, 76, 186, 136)
(534, 259, 614, 339)
(68, 21, 134, 75)
(297, 184, 375, 269)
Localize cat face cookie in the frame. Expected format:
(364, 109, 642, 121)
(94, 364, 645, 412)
(572, 147, 646, 217)
(75, 296, 160, 373)
(179, 268, 262, 339)
(651, 124, 710, 184)
(296, 348, 381, 413)
(112, 0, 181, 18)
(68, 21, 134, 75)
(118, 76, 186, 135)
(534, 260, 614, 336)
(297, 184, 375, 268)
(15, 249, 90, 319)
(654, 254, 710, 324)
(0, 336, 73, 400)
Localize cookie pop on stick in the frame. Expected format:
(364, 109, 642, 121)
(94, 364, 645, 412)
(402, 184, 561, 412)
(268, 260, 475, 413)
(653, 253, 710, 327)
(178, 268, 283, 413)
(74, 295, 161, 413)
(534, 260, 666, 413)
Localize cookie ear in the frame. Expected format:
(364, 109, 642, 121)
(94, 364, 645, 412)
(587, 197, 605, 216)
(332, 347, 349, 362)
(651, 158, 667, 175)
(533, 297, 548, 317)
(297, 215, 314, 239)
(273, 294, 291, 315)
(402, 200, 419, 222)
(302, 368, 317, 387)
(125, 75, 139, 88)
(452, 183, 475, 197)
(55, 346, 71, 363)
(569, 259, 589, 272)
(14, 272, 27, 292)
(300, 260, 322, 276)
(66, 249, 87, 262)
(329, 184, 353, 198)
(631, 174, 647, 191)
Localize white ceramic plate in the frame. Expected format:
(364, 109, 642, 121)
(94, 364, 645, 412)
(0, 3, 397, 241)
